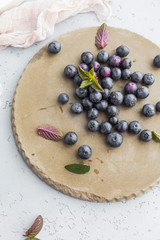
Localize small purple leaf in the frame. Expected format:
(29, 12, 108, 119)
(37, 125, 64, 141)
(95, 23, 109, 49)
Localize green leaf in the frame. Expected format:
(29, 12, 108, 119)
(80, 80, 92, 88)
(152, 131, 160, 142)
(65, 163, 90, 174)
(91, 76, 104, 92)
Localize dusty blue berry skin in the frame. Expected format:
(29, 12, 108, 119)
(90, 61, 100, 72)
(125, 82, 138, 94)
(74, 74, 82, 86)
(121, 58, 132, 69)
(101, 77, 114, 90)
(80, 63, 89, 71)
(121, 69, 131, 80)
(75, 87, 88, 99)
(142, 104, 156, 117)
(78, 145, 92, 159)
(81, 52, 94, 65)
(100, 122, 112, 134)
(156, 101, 160, 112)
(82, 97, 93, 110)
(128, 121, 141, 134)
(48, 41, 61, 54)
(109, 116, 119, 126)
(153, 55, 160, 68)
(58, 93, 69, 104)
(131, 71, 143, 83)
(64, 132, 78, 145)
(107, 132, 123, 148)
(88, 86, 95, 93)
(95, 100, 108, 111)
(71, 102, 83, 114)
(64, 65, 78, 78)
(106, 105, 118, 116)
(89, 91, 102, 103)
(97, 50, 109, 63)
(99, 66, 111, 78)
(109, 91, 124, 106)
(123, 94, 137, 107)
(102, 88, 110, 100)
(136, 86, 149, 99)
(116, 45, 130, 57)
(111, 67, 122, 80)
(88, 108, 99, 119)
(116, 120, 128, 133)
(87, 119, 100, 132)
(109, 55, 122, 67)
(140, 129, 152, 142)
(142, 73, 155, 85)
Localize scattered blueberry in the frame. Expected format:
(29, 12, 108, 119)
(71, 102, 83, 114)
(97, 50, 109, 63)
(153, 55, 160, 68)
(123, 94, 137, 107)
(156, 101, 160, 112)
(88, 86, 95, 93)
(102, 88, 110, 100)
(111, 67, 122, 80)
(117, 120, 128, 133)
(99, 66, 111, 78)
(78, 145, 92, 159)
(109, 91, 124, 106)
(109, 55, 122, 67)
(131, 71, 143, 83)
(116, 45, 130, 57)
(74, 74, 82, 86)
(88, 108, 99, 119)
(95, 100, 108, 111)
(136, 86, 149, 99)
(100, 122, 112, 134)
(125, 82, 138, 94)
(58, 93, 69, 104)
(87, 119, 100, 132)
(140, 129, 152, 142)
(107, 132, 123, 147)
(90, 61, 100, 72)
(106, 105, 118, 116)
(80, 63, 89, 71)
(121, 69, 131, 80)
(128, 121, 141, 134)
(75, 87, 88, 99)
(109, 116, 119, 126)
(101, 77, 114, 90)
(142, 104, 156, 117)
(121, 58, 132, 69)
(82, 97, 93, 110)
(48, 41, 61, 54)
(89, 91, 102, 103)
(64, 132, 78, 145)
(64, 65, 78, 78)
(142, 73, 155, 85)
(81, 51, 94, 65)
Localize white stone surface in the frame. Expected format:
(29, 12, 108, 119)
(1, 0, 160, 239)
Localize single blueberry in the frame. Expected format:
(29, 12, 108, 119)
(156, 101, 160, 112)
(123, 94, 137, 107)
(106, 105, 118, 116)
(95, 100, 108, 111)
(75, 87, 88, 99)
(121, 69, 131, 80)
(109, 91, 124, 106)
(99, 66, 111, 78)
(82, 97, 93, 110)
(125, 82, 138, 94)
(64, 132, 78, 145)
(90, 61, 100, 72)
(153, 55, 160, 68)
(109, 55, 122, 67)
(97, 50, 109, 63)
(140, 130, 152, 142)
(74, 74, 82, 86)
(142, 73, 155, 85)
(80, 63, 89, 71)
(116, 120, 128, 133)
(109, 116, 119, 126)
(101, 77, 114, 90)
(71, 102, 83, 114)
(88, 108, 99, 119)
(100, 121, 112, 134)
(87, 119, 100, 132)
(131, 71, 143, 83)
(64, 65, 78, 78)
(128, 121, 141, 134)
(107, 132, 123, 148)
(58, 93, 69, 104)
(111, 67, 122, 80)
(121, 58, 132, 69)
(48, 41, 61, 54)
(142, 104, 156, 117)
(136, 86, 149, 99)
(102, 88, 110, 100)
(78, 145, 92, 159)
(116, 45, 130, 57)
(81, 52, 94, 65)
(89, 91, 102, 103)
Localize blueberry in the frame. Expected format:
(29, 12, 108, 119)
(82, 97, 93, 110)
(123, 94, 137, 107)
(88, 108, 99, 119)
(125, 82, 138, 94)
(109, 91, 124, 106)
(71, 102, 83, 114)
(153, 55, 160, 68)
(131, 71, 143, 83)
(101, 77, 114, 90)
(64, 65, 78, 78)
(87, 119, 100, 132)
(121, 69, 131, 80)
(78, 145, 92, 159)
(95, 100, 108, 111)
(89, 91, 102, 103)
(97, 50, 109, 63)
(136, 86, 149, 99)
(64, 132, 78, 145)
(107, 132, 123, 148)
(90, 61, 100, 72)
(48, 41, 61, 54)
(99, 66, 111, 78)
(128, 121, 141, 134)
(142, 73, 155, 85)
(100, 121, 112, 134)
(121, 58, 132, 69)
(109, 55, 122, 67)
(106, 105, 118, 116)
(111, 67, 121, 80)
(116, 120, 128, 132)
(142, 104, 156, 117)
(58, 93, 69, 104)
(116, 45, 130, 57)
(74, 74, 82, 86)
(80, 63, 89, 71)
(140, 129, 152, 142)
(156, 101, 160, 112)
(109, 116, 119, 126)
(88, 86, 95, 93)
(102, 88, 110, 100)
(81, 52, 94, 65)
(75, 87, 88, 99)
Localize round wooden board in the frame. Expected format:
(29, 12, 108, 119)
(12, 27, 160, 202)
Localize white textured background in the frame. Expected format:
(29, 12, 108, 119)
(1, 0, 160, 239)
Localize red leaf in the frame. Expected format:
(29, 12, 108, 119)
(95, 23, 109, 49)
(37, 125, 64, 141)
